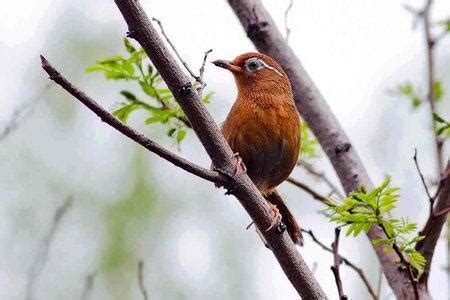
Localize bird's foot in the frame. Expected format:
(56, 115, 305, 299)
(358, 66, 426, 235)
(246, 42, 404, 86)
(266, 204, 282, 232)
(233, 152, 247, 175)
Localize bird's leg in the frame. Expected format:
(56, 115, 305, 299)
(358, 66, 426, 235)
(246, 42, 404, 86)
(233, 152, 247, 175)
(266, 204, 282, 232)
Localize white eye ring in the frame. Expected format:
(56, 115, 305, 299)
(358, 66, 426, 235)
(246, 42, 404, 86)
(245, 57, 283, 76)
(245, 58, 264, 71)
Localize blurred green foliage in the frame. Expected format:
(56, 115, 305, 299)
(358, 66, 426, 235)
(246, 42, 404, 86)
(300, 121, 318, 158)
(87, 38, 212, 147)
(101, 152, 159, 298)
(327, 177, 426, 278)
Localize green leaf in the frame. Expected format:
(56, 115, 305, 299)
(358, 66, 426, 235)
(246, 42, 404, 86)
(433, 80, 444, 101)
(139, 80, 157, 98)
(122, 61, 135, 76)
(176, 129, 187, 143)
(120, 90, 137, 101)
(433, 113, 446, 123)
(167, 128, 176, 137)
(412, 97, 422, 108)
(113, 103, 140, 123)
(202, 92, 214, 104)
(437, 124, 450, 136)
(85, 65, 105, 73)
(398, 83, 413, 95)
(98, 55, 124, 64)
(124, 38, 136, 54)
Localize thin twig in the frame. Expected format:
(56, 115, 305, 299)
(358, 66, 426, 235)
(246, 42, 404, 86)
(421, 0, 444, 175)
(302, 228, 378, 300)
(378, 223, 419, 300)
(138, 261, 149, 300)
(0, 84, 50, 141)
(41, 55, 227, 186)
(25, 197, 73, 300)
(80, 272, 96, 300)
(331, 228, 347, 300)
(413, 149, 434, 217)
(287, 177, 329, 204)
(152, 17, 211, 95)
(198, 49, 213, 95)
(298, 161, 345, 198)
(284, 0, 294, 41)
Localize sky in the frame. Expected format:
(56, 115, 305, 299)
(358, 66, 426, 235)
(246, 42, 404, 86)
(0, 0, 449, 299)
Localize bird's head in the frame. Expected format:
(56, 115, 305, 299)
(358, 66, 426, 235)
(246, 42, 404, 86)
(212, 52, 291, 96)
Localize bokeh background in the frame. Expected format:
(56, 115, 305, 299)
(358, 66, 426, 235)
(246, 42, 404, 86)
(1, 0, 449, 299)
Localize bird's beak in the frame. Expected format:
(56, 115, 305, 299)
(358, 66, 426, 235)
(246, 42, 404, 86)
(212, 59, 242, 73)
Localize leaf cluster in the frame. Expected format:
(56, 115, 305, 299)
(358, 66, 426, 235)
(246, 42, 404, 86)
(86, 38, 212, 146)
(327, 177, 426, 277)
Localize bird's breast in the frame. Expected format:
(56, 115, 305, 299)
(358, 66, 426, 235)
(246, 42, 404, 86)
(222, 98, 300, 193)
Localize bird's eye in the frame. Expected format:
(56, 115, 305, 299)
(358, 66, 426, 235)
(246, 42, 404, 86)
(246, 59, 263, 71)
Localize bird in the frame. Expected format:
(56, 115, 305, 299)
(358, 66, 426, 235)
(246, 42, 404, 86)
(212, 52, 303, 245)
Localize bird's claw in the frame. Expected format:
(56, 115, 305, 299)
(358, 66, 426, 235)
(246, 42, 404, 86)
(266, 204, 282, 232)
(233, 152, 247, 175)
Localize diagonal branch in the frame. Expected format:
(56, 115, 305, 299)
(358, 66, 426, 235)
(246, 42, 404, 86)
(286, 177, 329, 204)
(225, 0, 427, 298)
(26, 197, 73, 300)
(41, 55, 224, 186)
(416, 163, 450, 283)
(298, 161, 345, 198)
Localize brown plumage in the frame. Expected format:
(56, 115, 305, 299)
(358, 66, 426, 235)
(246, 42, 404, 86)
(213, 52, 303, 245)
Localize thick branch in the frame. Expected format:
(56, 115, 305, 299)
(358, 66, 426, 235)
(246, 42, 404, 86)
(226, 0, 428, 298)
(416, 163, 450, 283)
(41, 55, 224, 185)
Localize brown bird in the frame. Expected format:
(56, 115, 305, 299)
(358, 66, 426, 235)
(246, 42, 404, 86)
(213, 52, 303, 245)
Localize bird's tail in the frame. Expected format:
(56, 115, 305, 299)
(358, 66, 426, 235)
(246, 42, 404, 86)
(265, 190, 303, 246)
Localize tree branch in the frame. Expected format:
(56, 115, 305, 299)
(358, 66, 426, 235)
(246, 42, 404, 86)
(330, 228, 347, 300)
(138, 261, 149, 300)
(286, 177, 329, 204)
(413, 149, 434, 218)
(416, 163, 450, 283)
(26, 197, 73, 300)
(302, 229, 377, 299)
(41, 55, 225, 186)
(0, 84, 50, 141)
(80, 272, 96, 300)
(225, 0, 428, 298)
(42, 1, 327, 297)
(284, 0, 294, 41)
(298, 161, 345, 198)
(421, 0, 444, 175)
